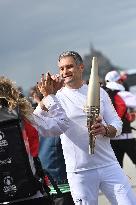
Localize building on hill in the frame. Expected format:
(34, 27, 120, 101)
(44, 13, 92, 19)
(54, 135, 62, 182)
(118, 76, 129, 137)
(83, 46, 118, 83)
(82, 46, 136, 89)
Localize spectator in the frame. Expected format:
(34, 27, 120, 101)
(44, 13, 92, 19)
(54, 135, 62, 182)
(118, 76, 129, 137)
(105, 71, 136, 168)
(0, 76, 69, 205)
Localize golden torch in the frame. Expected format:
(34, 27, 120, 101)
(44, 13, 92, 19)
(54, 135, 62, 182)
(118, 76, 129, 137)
(85, 57, 100, 154)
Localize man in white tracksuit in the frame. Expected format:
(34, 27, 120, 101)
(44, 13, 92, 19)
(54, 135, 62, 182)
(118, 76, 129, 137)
(34, 51, 136, 205)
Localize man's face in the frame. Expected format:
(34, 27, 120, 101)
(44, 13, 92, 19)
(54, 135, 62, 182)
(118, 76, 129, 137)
(58, 56, 84, 88)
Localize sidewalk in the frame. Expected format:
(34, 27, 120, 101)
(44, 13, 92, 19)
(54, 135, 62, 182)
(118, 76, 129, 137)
(98, 123, 136, 204)
(98, 155, 136, 204)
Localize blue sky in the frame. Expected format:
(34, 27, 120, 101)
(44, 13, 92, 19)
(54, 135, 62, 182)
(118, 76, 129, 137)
(0, 0, 136, 91)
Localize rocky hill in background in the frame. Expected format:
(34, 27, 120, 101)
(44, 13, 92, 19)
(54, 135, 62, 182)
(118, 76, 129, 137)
(83, 46, 136, 87)
(83, 46, 122, 83)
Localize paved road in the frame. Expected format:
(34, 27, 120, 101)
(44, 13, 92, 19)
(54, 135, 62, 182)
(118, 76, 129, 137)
(98, 122, 136, 204)
(98, 155, 136, 204)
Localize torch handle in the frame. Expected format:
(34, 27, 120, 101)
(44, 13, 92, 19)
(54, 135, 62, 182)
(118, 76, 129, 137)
(86, 106, 100, 154)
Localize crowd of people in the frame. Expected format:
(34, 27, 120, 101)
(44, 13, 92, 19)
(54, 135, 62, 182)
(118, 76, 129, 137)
(0, 51, 136, 205)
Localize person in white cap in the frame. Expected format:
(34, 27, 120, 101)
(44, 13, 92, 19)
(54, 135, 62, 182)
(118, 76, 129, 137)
(105, 70, 136, 168)
(105, 70, 136, 108)
(105, 70, 121, 83)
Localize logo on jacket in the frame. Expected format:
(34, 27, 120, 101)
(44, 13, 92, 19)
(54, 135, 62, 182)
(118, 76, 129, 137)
(3, 176, 17, 196)
(0, 131, 8, 148)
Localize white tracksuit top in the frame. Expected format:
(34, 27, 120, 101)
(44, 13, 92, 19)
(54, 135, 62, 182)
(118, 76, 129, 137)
(34, 85, 122, 173)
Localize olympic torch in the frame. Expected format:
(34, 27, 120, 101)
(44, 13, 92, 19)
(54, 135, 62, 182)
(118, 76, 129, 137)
(85, 57, 100, 154)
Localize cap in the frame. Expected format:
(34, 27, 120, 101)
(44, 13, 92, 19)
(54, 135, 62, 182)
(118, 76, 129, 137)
(106, 81, 125, 91)
(105, 71, 121, 82)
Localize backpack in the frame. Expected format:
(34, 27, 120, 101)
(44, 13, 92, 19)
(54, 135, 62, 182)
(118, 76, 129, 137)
(0, 106, 50, 203)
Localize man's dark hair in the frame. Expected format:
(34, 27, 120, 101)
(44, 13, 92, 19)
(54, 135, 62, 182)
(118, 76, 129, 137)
(58, 51, 83, 65)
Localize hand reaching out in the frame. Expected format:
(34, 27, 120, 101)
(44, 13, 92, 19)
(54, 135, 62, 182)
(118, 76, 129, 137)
(37, 73, 64, 97)
(37, 73, 54, 97)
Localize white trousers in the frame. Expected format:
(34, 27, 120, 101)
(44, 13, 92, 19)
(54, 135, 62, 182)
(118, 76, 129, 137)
(67, 164, 136, 205)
